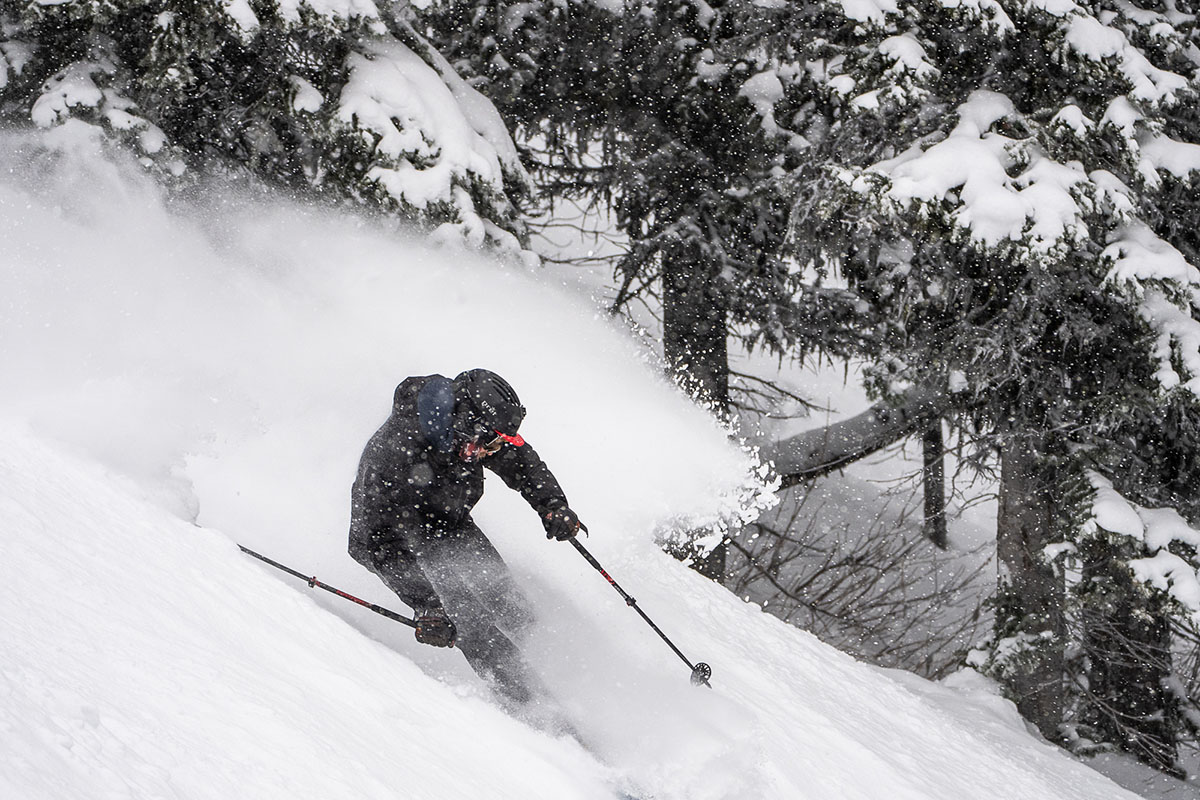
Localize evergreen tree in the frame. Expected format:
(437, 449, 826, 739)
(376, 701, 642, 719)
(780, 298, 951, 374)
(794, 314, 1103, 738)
(417, 1, 1200, 768)
(791, 0, 1200, 772)
(418, 0, 867, 412)
(0, 0, 531, 252)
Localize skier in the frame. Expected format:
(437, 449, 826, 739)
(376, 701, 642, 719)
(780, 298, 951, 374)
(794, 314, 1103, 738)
(348, 369, 584, 707)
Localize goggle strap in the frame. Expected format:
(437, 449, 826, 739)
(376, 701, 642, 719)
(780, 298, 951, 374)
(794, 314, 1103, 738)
(494, 430, 525, 447)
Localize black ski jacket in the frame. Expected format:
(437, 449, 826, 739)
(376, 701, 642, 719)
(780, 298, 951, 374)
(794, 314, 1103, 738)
(348, 374, 569, 607)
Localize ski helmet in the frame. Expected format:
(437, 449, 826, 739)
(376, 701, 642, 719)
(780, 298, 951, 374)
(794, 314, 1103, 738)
(452, 369, 526, 439)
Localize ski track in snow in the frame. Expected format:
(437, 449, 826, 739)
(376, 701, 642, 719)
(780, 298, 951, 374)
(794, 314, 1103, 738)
(0, 128, 1147, 799)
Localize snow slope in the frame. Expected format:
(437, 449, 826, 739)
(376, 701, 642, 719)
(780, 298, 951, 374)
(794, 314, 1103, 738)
(0, 422, 612, 800)
(0, 125, 1143, 799)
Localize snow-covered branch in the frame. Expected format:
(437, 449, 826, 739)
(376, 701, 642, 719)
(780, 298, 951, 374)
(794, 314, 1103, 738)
(763, 386, 949, 488)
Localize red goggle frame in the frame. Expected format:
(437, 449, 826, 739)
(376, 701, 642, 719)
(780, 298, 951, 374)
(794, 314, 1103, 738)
(494, 430, 524, 447)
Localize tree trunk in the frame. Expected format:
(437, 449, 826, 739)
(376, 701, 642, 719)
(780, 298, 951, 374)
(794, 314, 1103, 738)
(1079, 535, 1182, 776)
(922, 423, 948, 549)
(661, 247, 730, 580)
(661, 248, 730, 415)
(995, 434, 1065, 740)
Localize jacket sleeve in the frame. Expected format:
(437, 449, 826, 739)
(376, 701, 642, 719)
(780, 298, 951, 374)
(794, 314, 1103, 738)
(484, 441, 569, 517)
(348, 455, 443, 611)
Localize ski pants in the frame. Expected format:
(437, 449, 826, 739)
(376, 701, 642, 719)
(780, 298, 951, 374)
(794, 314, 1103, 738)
(355, 519, 540, 706)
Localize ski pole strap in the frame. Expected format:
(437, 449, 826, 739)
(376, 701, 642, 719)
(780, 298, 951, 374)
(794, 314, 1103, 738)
(238, 544, 417, 629)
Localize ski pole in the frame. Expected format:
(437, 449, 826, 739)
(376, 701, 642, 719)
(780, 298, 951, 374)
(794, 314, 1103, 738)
(238, 544, 417, 629)
(569, 538, 712, 688)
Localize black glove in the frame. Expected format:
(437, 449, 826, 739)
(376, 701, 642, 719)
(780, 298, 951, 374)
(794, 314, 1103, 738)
(414, 608, 457, 648)
(543, 506, 584, 541)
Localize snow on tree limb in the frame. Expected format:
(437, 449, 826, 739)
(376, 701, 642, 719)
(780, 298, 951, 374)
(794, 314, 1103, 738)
(1087, 473, 1200, 622)
(336, 33, 528, 249)
(2, 0, 531, 254)
(1141, 134, 1200, 179)
(406, 25, 532, 194)
(1103, 223, 1200, 396)
(340, 40, 507, 209)
(30, 60, 107, 128)
(836, 0, 899, 26)
(1141, 290, 1200, 396)
(869, 90, 1090, 253)
(1104, 222, 1200, 289)
(274, 0, 383, 24)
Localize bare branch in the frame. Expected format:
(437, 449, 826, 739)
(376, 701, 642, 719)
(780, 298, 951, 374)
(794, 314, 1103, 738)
(726, 482, 991, 679)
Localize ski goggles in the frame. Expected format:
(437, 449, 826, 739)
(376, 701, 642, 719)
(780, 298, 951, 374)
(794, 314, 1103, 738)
(460, 429, 525, 461)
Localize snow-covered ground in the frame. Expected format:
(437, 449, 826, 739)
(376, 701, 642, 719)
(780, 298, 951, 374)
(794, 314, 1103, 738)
(0, 126, 1161, 798)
